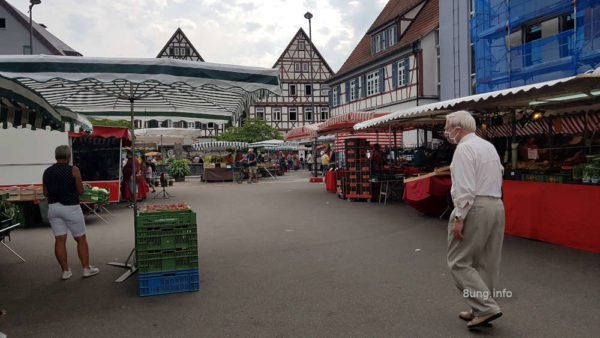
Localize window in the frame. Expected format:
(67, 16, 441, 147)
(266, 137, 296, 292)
(305, 107, 313, 121)
(195, 122, 203, 129)
(289, 108, 297, 121)
(134, 120, 143, 129)
(188, 122, 195, 129)
(302, 63, 309, 72)
(320, 107, 329, 121)
(273, 108, 282, 121)
(148, 120, 159, 128)
(525, 23, 542, 43)
(289, 84, 297, 96)
(398, 59, 409, 86)
(185, 47, 191, 56)
(298, 41, 305, 50)
(372, 24, 397, 54)
(256, 107, 265, 120)
(305, 84, 312, 96)
(294, 63, 301, 72)
(332, 87, 339, 106)
(174, 47, 180, 56)
(161, 120, 173, 128)
(350, 79, 357, 101)
(0, 18, 6, 29)
(366, 71, 379, 96)
(207, 122, 215, 129)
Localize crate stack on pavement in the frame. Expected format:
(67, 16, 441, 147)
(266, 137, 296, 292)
(135, 203, 200, 297)
(344, 139, 373, 201)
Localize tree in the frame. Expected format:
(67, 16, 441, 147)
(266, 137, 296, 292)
(89, 118, 131, 129)
(217, 119, 282, 143)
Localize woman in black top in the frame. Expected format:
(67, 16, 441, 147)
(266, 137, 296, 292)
(43, 145, 99, 280)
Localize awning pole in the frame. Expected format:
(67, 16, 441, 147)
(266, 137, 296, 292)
(584, 110, 590, 155)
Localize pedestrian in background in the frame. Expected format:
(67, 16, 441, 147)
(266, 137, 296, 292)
(43, 145, 100, 280)
(445, 110, 505, 329)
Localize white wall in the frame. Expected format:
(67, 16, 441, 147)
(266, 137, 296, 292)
(0, 128, 68, 185)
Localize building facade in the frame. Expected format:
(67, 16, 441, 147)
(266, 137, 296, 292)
(0, 0, 81, 56)
(248, 28, 334, 132)
(441, 0, 600, 98)
(156, 27, 205, 61)
(326, 0, 439, 117)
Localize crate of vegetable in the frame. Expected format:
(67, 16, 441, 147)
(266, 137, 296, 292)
(80, 185, 110, 203)
(136, 223, 197, 251)
(136, 203, 196, 228)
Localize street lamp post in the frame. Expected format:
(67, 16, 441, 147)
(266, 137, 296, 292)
(28, 0, 41, 55)
(304, 11, 318, 177)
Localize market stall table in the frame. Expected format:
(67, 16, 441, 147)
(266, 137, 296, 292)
(403, 174, 452, 216)
(503, 180, 600, 254)
(203, 167, 234, 182)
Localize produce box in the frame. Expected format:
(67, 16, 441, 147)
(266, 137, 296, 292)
(136, 203, 196, 228)
(136, 248, 199, 273)
(138, 268, 200, 297)
(136, 223, 197, 251)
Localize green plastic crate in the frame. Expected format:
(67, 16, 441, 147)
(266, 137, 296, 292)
(135, 223, 197, 251)
(136, 211, 196, 228)
(136, 247, 199, 273)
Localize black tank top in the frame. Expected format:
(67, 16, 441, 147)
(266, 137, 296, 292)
(43, 164, 80, 205)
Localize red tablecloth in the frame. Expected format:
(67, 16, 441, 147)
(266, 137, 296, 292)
(503, 180, 600, 254)
(324, 170, 341, 193)
(403, 175, 452, 216)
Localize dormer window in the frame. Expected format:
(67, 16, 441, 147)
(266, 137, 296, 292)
(372, 24, 398, 54)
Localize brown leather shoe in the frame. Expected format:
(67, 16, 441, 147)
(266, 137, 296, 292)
(459, 310, 474, 321)
(467, 312, 502, 329)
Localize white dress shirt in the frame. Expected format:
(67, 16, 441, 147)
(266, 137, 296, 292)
(450, 133, 504, 220)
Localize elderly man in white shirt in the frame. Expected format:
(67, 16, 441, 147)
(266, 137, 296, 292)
(445, 110, 505, 329)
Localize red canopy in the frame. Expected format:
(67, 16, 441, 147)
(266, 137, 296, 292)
(318, 112, 389, 136)
(69, 126, 132, 146)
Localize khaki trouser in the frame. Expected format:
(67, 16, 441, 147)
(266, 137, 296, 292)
(447, 196, 505, 315)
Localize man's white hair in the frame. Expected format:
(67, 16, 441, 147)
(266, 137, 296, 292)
(445, 110, 476, 132)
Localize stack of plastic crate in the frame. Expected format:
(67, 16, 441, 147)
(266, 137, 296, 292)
(135, 207, 199, 297)
(344, 139, 372, 201)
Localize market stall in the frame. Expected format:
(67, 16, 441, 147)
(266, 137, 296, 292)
(354, 69, 600, 253)
(192, 141, 249, 182)
(69, 126, 132, 203)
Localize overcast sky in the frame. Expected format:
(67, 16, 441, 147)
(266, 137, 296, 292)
(11, 0, 387, 71)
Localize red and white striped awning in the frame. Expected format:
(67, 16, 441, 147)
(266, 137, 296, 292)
(284, 123, 322, 141)
(328, 132, 403, 151)
(477, 112, 600, 138)
(318, 112, 389, 136)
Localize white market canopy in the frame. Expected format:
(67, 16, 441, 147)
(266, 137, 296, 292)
(263, 142, 302, 151)
(135, 128, 205, 146)
(0, 75, 91, 131)
(354, 68, 600, 131)
(192, 141, 248, 151)
(0, 55, 281, 122)
(248, 139, 284, 148)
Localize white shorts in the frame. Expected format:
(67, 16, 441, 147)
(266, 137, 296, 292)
(48, 203, 86, 237)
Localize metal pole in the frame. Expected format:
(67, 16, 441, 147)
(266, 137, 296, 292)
(305, 12, 318, 177)
(129, 84, 137, 212)
(28, 4, 34, 54)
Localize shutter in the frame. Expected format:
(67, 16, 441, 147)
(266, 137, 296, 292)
(345, 81, 350, 102)
(379, 68, 385, 93)
(403, 59, 410, 86)
(382, 30, 388, 49)
(337, 85, 341, 105)
(392, 62, 398, 89)
(371, 38, 376, 55)
(361, 74, 367, 98)
(328, 89, 333, 107)
(354, 77, 360, 99)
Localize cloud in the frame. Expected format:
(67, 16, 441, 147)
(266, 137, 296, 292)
(10, 0, 386, 71)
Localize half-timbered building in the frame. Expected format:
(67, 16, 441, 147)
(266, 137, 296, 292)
(248, 28, 334, 133)
(326, 0, 439, 123)
(156, 27, 204, 61)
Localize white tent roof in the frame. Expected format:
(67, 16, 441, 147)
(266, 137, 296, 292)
(192, 141, 248, 151)
(0, 55, 281, 120)
(248, 139, 284, 147)
(354, 68, 600, 130)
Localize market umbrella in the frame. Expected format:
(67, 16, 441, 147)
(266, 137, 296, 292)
(248, 139, 284, 148)
(0, 55, 280, 281)
(0, 75, 91, 131)
(192, 141, 249, 151)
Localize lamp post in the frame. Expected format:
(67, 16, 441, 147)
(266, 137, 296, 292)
(28, 0, 41, 55)
(304, 11, 318, 177)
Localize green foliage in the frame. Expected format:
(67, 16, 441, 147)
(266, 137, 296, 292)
(0, 198, 23, 226)
(167, 159, 191, 178)
(89, 118, 132, 129)
(217, 118, 282, 143)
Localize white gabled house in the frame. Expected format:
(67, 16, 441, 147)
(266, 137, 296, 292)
(326, 0, 440, 144)
(248, 28, 334, 132)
